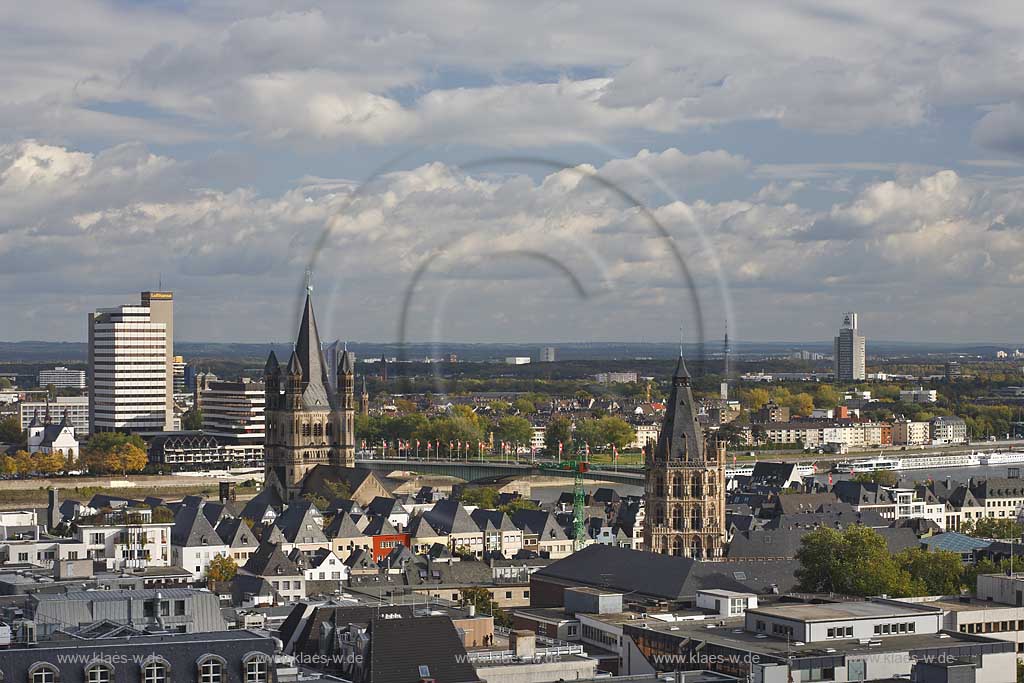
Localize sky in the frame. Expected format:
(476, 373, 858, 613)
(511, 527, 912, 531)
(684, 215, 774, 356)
(4, 2, 1024, 346)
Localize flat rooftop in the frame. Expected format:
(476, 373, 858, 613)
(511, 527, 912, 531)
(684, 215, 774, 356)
(747, 600, 939, 622)
(626, 617, 1003, 660)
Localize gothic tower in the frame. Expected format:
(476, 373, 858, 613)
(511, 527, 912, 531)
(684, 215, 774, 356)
(643, 353, 726, 559)
(263, 290, 356, 502)
(360, 377, 370, 416)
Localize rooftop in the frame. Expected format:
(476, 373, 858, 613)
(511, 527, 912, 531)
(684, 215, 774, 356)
(747, 599, 939, 622)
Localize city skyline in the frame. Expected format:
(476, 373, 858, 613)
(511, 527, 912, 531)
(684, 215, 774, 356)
(4, 4, 1024, 344)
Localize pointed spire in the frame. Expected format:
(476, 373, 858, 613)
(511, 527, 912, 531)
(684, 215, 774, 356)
(673, 352, 691, 384)
(43, 397, 52, 425)
(293, 290, 334, 408)
(340, 349, 354, 375)
(59, 409, 70, 428)
(28, 408, 40, 428)
(288, 349, 303, 377)
(264, 349, 280, 375)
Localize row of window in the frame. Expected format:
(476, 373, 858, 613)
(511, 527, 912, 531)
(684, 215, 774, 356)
(960, 619, 1024, 634)
(873, 621, 917, 635)
(27, 656, 267, 683)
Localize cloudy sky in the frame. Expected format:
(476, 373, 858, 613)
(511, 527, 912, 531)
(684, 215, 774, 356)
(4, 2, 1024, 345)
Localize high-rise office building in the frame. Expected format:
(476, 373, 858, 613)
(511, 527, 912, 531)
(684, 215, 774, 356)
(540, 346, 557, 362)
(833, 312, 866, 381)
(172, 356, 187, 395)
(37, 366, 86, 389)
(88, 291, 176, 435)
(201, 379, 265, 463)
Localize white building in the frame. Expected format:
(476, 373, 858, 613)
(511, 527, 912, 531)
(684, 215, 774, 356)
(899, 388, 938, 404)
(539, 347, 557, 362)
(504, 357, 531, 365)
(88, 291, 176, 435)
(931, 415, 969, 444)
(593, 372, 639, 384)
(37, 366, 86, 389)
(201, 379, 265, 462)
(26, 410, 79, 461)
(19, 396, 89, 435)
(74, 507, 173, 571)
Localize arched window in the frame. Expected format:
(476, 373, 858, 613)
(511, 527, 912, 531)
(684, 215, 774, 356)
(672, 536, 684, 557)
(29, 664, 58, 683)
(142, 658, 169, 683)
(671, 474, 683, 498)
(691, 474, 703, 498)
(198, 656, 224, 683)
(690, 536, 703, 559)
(244, 654, 270, 683)
(672, 506, 684, 531)
(86, 663, 112, 683)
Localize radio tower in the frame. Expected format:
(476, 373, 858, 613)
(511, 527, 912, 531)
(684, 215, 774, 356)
(720, 325, 731, 400)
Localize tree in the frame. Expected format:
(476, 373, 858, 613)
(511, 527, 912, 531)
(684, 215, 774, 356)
(498, 497, 539, 515)
(83, 434, 148, 475)
(182, 408, 203, 431)
(814, 385, 841, 409)
(896, 548, 963, 595)
(14, 450, 34, 475)
(206, 554, 238, 583)
(544, 417, 574, 456)
(488, 401, 512, 414)
(460, 487, 500, 509)
(462, 586, 511, 627)
(0, 455, 17, 477)
(795, 525, 914, 597)
(0, 416, 22, 444)
(741, 388, 771, 411)
(0, 377, 12, 389)
(852, 470, 899, 487)
(495, 416, 534, 449)
(962, 517, 1023, 540)
(36, 451, 65, 475)
(597, 416, 635, 451)
(512, 398, 536, 415)
(574, 419, 604, 451)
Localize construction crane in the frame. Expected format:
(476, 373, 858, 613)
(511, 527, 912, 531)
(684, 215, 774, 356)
(539, 458, 589, 551)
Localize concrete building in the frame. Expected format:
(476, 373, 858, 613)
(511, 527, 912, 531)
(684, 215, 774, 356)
(834, 312, 866, 381)
(19, 396, 89, 435)
(900, 387, 938, 404)
(593, 371, 639, 384)
(932, 415, 969, 444)
(37, 366, 86, 389)
(201, 378, 266, 463)
(88, 291, 176, 435)
(505, 356, 531, 365)
(73, 506, 173, 571)
(540, 346, 557, 362)
(893, 419, 931, 446)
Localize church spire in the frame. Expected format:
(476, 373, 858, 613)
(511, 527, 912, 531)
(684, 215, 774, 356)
(657, 351, 703, 462)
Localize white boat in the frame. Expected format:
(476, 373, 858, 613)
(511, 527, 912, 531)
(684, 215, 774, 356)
(725, 463, 817, 479)
(897, 452, 980, 470)
(835, 457, 903, 473)
(978, 451, 1024, 466)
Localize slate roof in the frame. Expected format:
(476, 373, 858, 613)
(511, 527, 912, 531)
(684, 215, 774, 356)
(370, 615, 481, 683)
(511, 509, 568, 541)
(775, 492, 839, 514)
(216, 517, 258, 549)
(471, 509, 517, 533)
(274, 500, 328, 545)
(172, 504, 222, 547)
(534, 544, 799, 600)
(424, 500, 480, 535)
(364, 516, 400, 536)
(240, 486, 283, 519)
(405, 514, 443, 540)
(244, 542, 303, 577)
(291, 292, 337, 410)
(324, 511, 366, 539)
(652, 354, 704, 462)
(750, 462, 801, 489)
(726, 526, 919, 559)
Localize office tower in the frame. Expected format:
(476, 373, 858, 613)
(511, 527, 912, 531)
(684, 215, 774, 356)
(945, 361, 962, 382)
(833, 312, 866, 381)
(263, 288, 356, 502)
(172, 356, 186, 394)
(37, 367, 86, 389)
(201, 379, 265, 463)
(540, 346, 556, 362)
(88, 291, 175, 435)
(643, 354, 726, 559)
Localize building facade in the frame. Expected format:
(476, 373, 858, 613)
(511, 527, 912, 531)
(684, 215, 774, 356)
(88, 291, 176, 435)
(263, 289, 356, 502)
(19, 396, 89, 435)
(834, 312, 866, 381)
(202, 379, 266, 463)
(37, 366, 86, 389)
(643, 355, 726, 559)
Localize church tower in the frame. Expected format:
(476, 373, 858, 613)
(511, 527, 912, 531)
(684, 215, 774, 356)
(643, 353, 726, 559)
(263, 288, 356, 503)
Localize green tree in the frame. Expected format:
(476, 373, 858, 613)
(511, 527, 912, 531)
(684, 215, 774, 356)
(897, 548, 964, 595)
(460, 487, 500, 509)
(462, 586, 512, 627)
(182, 408, 203, 431)
(83, 433, 148, 475)
(962, 517, 1023, 540)
(574, 418, 604, 451)
(597, 416, 635, 451)
(544, 417, 574, 457)
(206, 554, 238, 583)
(852, 470, 899, 487)
(795, 525, 914, 597)
(512, 398, 536, 415)
(741, 388, 771, 411)
(495, 416, 534, 449)
(814, 385, 841, 409)
(0, 416, 23, 444)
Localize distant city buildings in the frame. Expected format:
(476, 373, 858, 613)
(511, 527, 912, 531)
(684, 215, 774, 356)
(172, 355, 187, 394)
(505, 356, 531, 365)
(36, 366, 85, 389)
(88, 291, 176, 435)
(899, 387, 938, 404)
(833, 312, 866, 381)
(593, 371, 638, 384)
(930, 415, 968, 444)
(540, 346, 557, 362)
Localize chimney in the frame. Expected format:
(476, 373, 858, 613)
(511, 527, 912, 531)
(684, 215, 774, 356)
(510, 630, 536, 659)
(47, 488, 60, 530)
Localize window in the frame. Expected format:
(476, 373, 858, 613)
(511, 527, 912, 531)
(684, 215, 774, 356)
(245, 657, 269, 683)
(144, 661, 168, 683)
(199, 657, 223, 683)
(31, 665, 58, 683)
(174, 599, 185, 615)
(87, 664, 113, 683)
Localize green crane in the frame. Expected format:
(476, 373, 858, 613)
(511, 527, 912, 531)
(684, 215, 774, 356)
(539, 458, 589, 551)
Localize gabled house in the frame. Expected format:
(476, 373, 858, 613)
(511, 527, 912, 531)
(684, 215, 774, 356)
(471, 509, 523, 556)
(324, 512, 372, 561)
(273, 500, 330, 552)
(405, 515, 447, 555)
(171, 505, 229, 581)
(216, 517, 260, 564)
(242, 542, 306, 604)
(423, 500, 483, 557)
(511, 509, 572, 559)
